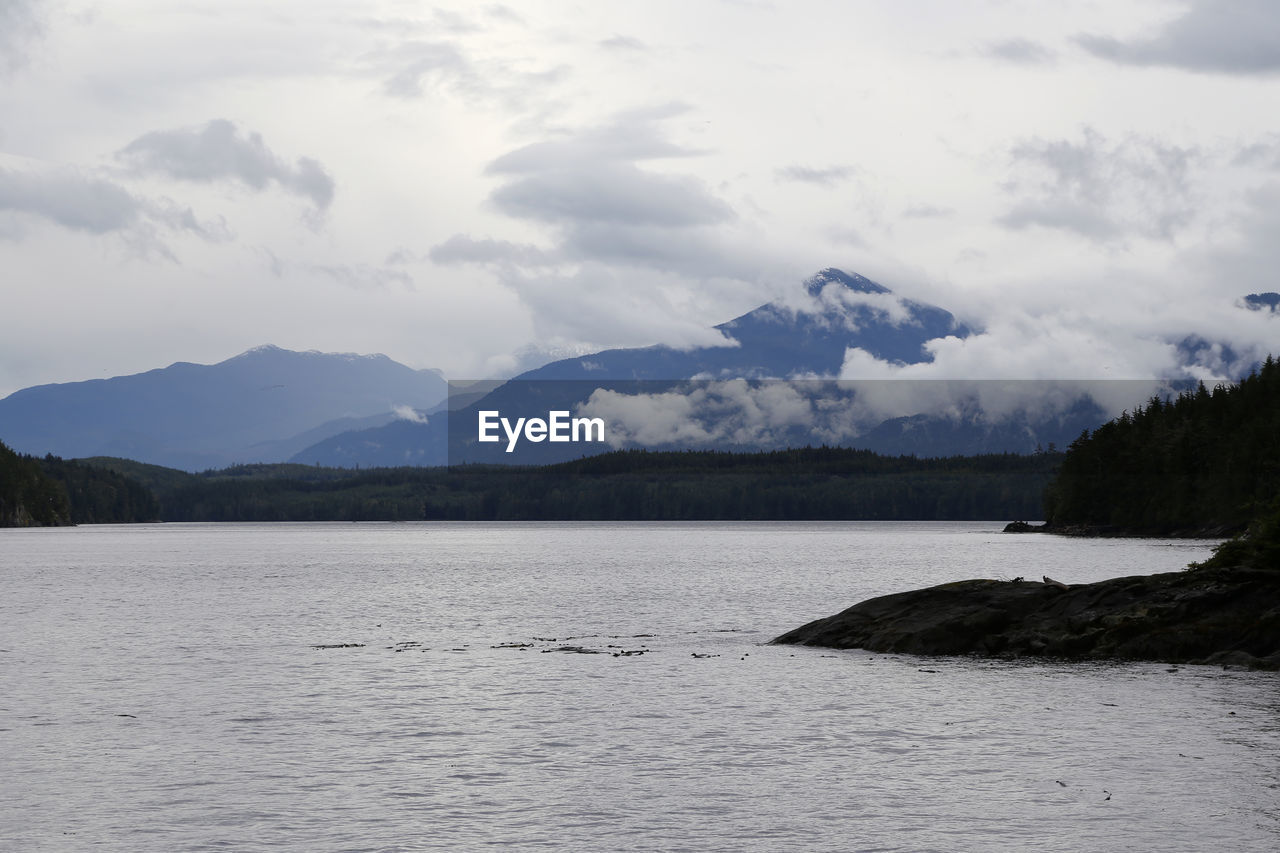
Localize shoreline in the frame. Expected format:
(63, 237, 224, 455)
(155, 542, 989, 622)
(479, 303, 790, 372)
(1002, 520, 1244, 539)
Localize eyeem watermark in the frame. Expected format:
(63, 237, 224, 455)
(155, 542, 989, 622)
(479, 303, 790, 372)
(478, 410, 606, 453)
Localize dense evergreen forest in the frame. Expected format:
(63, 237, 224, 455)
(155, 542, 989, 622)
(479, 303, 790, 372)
(0, 440, 71, 526)
(1044, 356, 1280, 536)
(36, 456, 160, 524)
(89, 447, 1061, 522)
(0, 441, 160, 526)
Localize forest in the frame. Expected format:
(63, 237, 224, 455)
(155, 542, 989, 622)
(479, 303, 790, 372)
(0, 442, 159, 526)
(90, 447, 1062, 522)
(1044, 356, 1280, 536)
(0, 440, 71, 526)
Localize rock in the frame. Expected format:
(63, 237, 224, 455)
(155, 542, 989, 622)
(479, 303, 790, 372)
(1003, 521, 1045, 533)
(773, 566, 1280, 669)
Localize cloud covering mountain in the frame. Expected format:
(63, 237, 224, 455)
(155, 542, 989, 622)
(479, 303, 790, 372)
(290, 268, 1272, 467)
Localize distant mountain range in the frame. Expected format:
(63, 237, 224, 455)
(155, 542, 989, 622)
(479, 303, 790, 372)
(0, 346, 447, 471)
(4, 270, 1275, 470)
(290, 269, 1101, 466)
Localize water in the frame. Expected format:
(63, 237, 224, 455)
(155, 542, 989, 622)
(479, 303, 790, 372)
(2, 522, 1277, 852)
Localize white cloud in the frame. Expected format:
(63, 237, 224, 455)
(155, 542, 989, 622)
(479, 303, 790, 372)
(0, 165, 230, 256)
(0, 0, 45, 74)
(116, 119, 335, 211)
(392, 404, 428, 423)
(998, 128, 1200, 242)
(775, 165, 857, 187)
(982, 38, 1056, 65)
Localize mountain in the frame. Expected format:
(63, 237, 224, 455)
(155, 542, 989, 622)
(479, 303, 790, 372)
(1244, 292, 1280, 313)
(518, 268, 970, 380)
(291, 269, 993, 467)
(0, 346, 447, 471)
(296, 268, 1277, 468)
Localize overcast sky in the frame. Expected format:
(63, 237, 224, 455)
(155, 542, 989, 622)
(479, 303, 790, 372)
(2, 0, 1279, 396)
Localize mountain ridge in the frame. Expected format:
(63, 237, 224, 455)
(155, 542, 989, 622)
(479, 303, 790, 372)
(289, 268, 988, 467)
(0, 345, 447, 471)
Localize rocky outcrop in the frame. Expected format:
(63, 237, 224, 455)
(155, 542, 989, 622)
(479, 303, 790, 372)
(773, 567, 1280, 670)
(1001, 520, 1240, 538)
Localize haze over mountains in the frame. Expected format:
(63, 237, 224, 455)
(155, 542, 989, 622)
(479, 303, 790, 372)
(2, 269, 1275, 471)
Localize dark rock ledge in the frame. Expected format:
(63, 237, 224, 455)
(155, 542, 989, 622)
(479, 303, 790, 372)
(1002, 520, 1243, 538)
(773, 567, 1280, 670)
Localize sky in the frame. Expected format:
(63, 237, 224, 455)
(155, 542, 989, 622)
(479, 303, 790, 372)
(2, 0, 1279, 397)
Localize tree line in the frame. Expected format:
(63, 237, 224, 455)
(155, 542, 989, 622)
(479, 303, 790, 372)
(0, 442, 160, 526)
(0, 441, 71, 526)
(1044, 355, 1280, 536)
(88, 447, 1061, 522)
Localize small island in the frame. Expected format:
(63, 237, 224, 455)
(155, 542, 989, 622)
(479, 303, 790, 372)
(776, 358, 1280, 669)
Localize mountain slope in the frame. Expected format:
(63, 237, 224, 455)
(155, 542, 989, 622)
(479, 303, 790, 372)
(0, 346, 447, 471)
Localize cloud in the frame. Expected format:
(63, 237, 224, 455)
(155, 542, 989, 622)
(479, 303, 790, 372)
(430, 8, 482, 34)
(572, 376, 1138, 452)
(1076, 0, 1280, 75)
(486, 264, 747, 352)
(441, 105, 752, 275)
(0, 166, 229, 254)
(370, 36, 567, 109)
(768, 274, 925, 332)
(1191, 182, 1280, 298)
(483, 5, 524, 24)
(825, 226, 867, 247)
(600, 35, 647, 52)
(0, 0, 45, 74)
(902, 204, 955, 219)
(774, 165, 856, 187)
(310, 263, 414, 291)
(480, 105, 738, 257)
(379, 39, 476, 97)
(997, 127, 1200, 241)
(486, 103, 703, 171)
(835, 277, 1278, 391)
(1233, 135, 1280, 170)
(490, 163, 733, 227)
(392, 404, 428, 423)
(982, 38, 1056, 65)
(427, 234, 555, 267)
(116, 119, 335, 211)
(426, 106, 793, 354)
(578, 380, 826, 449)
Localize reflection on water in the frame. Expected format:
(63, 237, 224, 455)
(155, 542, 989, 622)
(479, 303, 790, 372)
(1, 522, 1276, 852)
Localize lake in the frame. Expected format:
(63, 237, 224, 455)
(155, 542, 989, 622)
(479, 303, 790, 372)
(2, 522, 1277, 851)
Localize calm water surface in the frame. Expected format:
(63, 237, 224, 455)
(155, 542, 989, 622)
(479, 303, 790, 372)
(2, 522, 1277, 852)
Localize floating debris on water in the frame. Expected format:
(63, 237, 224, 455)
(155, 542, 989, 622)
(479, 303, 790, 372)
(541, 645, 602, 654)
